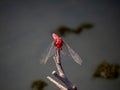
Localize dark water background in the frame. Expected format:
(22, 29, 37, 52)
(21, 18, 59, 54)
(0, 0, 120, 90)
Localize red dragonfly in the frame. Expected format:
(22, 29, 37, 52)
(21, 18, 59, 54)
(40, 33, 82, 65)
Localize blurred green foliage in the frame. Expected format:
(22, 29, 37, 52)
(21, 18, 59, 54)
(51, 22, 94, 36)
(31, 80, 48, 90)
(93, 61, 120, 79)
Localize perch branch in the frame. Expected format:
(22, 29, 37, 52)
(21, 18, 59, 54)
(47, 49, 77, 90)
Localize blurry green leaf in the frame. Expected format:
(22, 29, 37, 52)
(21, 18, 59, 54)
(77, 22, 94, 29)
(31, 80, 48, 90)
(93, 60, 120, 79)
(51, 22, 94, 36)
(52, 25, 73, 36)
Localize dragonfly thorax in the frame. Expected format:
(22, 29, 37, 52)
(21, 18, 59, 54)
(54, 38, 63, 49)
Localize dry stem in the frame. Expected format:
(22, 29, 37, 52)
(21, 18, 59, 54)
(47, 49, 77, 90)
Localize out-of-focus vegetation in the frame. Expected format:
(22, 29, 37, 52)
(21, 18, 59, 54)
(31, 80, 48, 90)
(51, 22, 94, 36)
(93, 61, 120, 79)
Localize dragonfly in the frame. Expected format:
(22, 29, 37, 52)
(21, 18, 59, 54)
(40, 33, 82, 65)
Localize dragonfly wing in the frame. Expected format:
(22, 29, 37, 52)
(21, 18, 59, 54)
(64, 41, 82, 65)
(40, 42, 55, 64)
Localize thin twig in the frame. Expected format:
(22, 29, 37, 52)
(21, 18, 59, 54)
(47, 76, 67, 90)
(47, 49, 77, 90)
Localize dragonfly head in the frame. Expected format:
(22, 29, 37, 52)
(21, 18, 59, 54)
(52, 33, 59, 40)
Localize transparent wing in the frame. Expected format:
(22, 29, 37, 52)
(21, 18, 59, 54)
(40, 42, 55, 64)
(63, 41, 82, 65)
